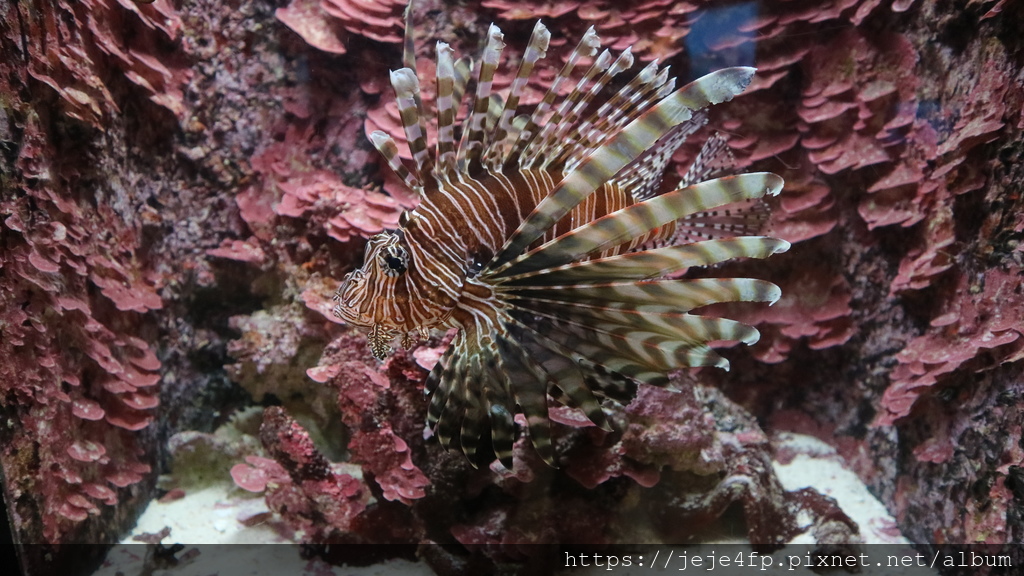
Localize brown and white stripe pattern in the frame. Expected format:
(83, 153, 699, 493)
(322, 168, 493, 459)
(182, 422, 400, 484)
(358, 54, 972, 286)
(332, 7, 788, 469)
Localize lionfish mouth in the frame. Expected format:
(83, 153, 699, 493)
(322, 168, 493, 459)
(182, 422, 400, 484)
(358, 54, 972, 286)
(331, 302, 367, 327)
(340, 5, 788, 469)
(331, 272, 369, 326)
(332, 287, 395, 359)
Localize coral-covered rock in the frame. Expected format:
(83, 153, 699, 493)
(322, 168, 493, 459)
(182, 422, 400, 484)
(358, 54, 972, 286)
(2, 82, 163, 545)
(21, 0, 188, 126)
(277, 0, 407, 55)
(255, 407, 371, 540)
(323, 349, 432, 505)
(876, 269, 1024, 428)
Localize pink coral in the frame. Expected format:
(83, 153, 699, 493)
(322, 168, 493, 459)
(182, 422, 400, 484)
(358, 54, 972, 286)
(276, 171, 407, 243)
(889, 203, 955, 294)
(231, 456, 289, 493)
(22, 0, 189, 126)
(875, 270, 1024, 427)
(275, 0, 405, 55)
(715, 269, 854, 365)
(2, 115, 162, 541)
(322, 0, 407, 44)
(330, 358, 431, 504)
(482, 0, 701, 62)
(276, 0, 349, 55)
(206, 239, 267, 264)
(247, 123, 415, 246)
(255, 407, 371, 539)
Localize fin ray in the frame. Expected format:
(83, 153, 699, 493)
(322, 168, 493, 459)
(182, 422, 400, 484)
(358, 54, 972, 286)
(486, 67, 759, 271)
(491, 172, 784, 277)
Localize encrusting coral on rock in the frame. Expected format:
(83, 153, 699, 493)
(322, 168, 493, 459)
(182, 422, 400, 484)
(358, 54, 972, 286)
(0, 0, 174, 545)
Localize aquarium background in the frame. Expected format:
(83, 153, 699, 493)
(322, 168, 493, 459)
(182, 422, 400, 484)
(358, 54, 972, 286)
(1, 0, 1022, 574)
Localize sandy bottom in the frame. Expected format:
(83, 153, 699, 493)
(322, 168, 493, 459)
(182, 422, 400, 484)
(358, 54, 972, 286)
(95, 433, 928, 576)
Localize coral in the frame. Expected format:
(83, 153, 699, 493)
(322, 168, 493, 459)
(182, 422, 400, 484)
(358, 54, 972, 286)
(876, 269, 1024, 428)
(275, 0, 349, 55)
(224, 302, 343, 443)
(1, 91, 162, 542)
(231, 455, 290, 493)
(19, 0, 189, 126)
(559, 385, 720, 489)
(738, 269, 855, 365)
(246, 121, 416, 244)
(2, 0, 297, 552)
(249, 406, 371, 541)
(321, 0, 407, 44)
(206, 239, 267, 264)
(277, 170, 407, 243)
(311, 344, 431, 505)
(482, 0, 701, 62)
(276, 0, 406, 55)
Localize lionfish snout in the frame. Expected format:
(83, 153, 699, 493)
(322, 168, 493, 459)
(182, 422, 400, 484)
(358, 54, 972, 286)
(332, 269, 369, 326)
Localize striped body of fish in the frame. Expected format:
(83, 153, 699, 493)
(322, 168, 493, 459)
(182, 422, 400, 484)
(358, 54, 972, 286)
(333, 11, 789, 468)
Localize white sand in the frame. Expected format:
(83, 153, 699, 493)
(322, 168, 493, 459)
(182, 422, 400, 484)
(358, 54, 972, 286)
(771, 432, 909, 546)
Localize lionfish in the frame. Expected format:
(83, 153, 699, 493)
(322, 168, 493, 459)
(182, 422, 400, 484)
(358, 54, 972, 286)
(333, 7, 789, 468)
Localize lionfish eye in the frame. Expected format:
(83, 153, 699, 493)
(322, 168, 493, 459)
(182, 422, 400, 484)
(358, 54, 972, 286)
(380, 245, 409, 276)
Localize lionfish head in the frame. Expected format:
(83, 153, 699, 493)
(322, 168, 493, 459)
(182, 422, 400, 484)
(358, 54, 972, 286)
(332, 228, 447, 360)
